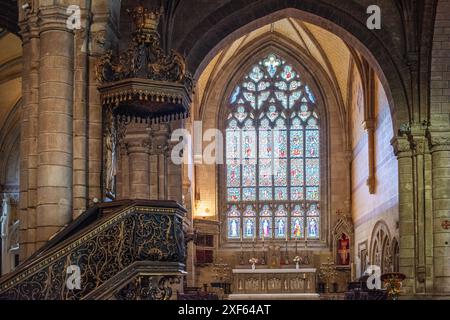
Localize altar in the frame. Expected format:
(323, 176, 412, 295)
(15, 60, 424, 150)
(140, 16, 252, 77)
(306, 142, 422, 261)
(231, 268, 317, 296)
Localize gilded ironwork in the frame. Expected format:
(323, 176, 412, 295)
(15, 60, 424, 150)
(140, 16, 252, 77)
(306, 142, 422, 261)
(96, 6, 191, 87)
(0, 203, 186, 300)
(114, 275, 181, 300)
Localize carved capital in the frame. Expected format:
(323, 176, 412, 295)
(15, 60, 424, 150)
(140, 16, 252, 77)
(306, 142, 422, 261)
(37, 5, 77, 34)
(124, 130, 152, 154)
(150, 123, 171, 154)
(391, 136, 412, 158)
(125, 138, 152, 154)
(409, 135, 428, 155)
(427, 131, 450, 153)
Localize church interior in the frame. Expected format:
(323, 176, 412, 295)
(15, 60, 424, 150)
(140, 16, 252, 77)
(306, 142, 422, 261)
(0, 0, 449, 300)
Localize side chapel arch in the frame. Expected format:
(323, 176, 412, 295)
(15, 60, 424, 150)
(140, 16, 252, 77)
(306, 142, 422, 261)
(370, 220, 393, 274)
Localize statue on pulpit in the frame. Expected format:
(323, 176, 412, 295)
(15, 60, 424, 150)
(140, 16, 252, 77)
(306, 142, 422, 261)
(337, 233, 350, 265)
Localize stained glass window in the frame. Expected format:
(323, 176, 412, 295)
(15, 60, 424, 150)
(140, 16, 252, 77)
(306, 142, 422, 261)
(226, 53, 321, 240)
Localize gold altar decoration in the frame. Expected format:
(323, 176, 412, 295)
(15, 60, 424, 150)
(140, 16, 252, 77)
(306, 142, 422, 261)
(319, 258, 338, 293)
(96, 5, 193, 123)
(232, 268, 317, 294)
(212, 261, 231, 283)
(381, 272, 406, 300)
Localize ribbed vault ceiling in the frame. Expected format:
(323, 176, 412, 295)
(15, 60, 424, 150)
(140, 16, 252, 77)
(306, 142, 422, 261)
(197, 18, 355, 110)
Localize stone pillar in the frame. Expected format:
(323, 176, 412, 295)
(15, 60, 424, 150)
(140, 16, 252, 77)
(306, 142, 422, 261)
(409, 128, 431, 294)
(18, 25, 31, 261)
(125, 129, 151, 200)
(26, 20, 40, 258)
(72, 24, 89, 218)
(392, 136, 415, 294)
(150, 124, 170, 200)
(167, 121, 183, 203)
(18, 14, 41, 259)
(86, 0, 122, 205)
(117, 145, 130, 200)
(36, 8, 74, 248)
(429, 131, 450, 294)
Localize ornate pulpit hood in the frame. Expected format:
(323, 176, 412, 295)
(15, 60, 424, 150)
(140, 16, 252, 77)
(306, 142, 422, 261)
(96, 5, 193, 122)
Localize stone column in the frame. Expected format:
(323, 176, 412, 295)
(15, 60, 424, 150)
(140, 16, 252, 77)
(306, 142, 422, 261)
(26, 19, 40, 257)
(86, 0, 122, 205)
(18, 14, 41, 259)
(409, 128, 431, 294)
(167, 121, 183, 203)
(18, 24, 31, 261)
(72, 24, 89, 218)
(125, 128, 151, 200)
(117, 144, 130, 200)
(36, 8, 74, 248)
(429, 131, 450, 294)
(150, 124, 170, 200)
(392, 136, 415, 294)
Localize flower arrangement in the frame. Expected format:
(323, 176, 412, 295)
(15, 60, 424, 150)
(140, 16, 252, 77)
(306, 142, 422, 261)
(249, 257, 258, 270)
(293, 256, 302, 264)
(293, 256, 302, 269)
(381, 272, 406, 300)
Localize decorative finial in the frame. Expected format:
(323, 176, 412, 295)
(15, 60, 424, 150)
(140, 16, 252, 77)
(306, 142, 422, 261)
(127, 5, 163, 33)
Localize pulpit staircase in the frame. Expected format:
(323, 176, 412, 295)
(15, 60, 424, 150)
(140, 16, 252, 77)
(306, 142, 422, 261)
(0, 200, 187, 300)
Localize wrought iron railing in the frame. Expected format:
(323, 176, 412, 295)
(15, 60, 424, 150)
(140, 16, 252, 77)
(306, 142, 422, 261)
(0, 200, 186, 300)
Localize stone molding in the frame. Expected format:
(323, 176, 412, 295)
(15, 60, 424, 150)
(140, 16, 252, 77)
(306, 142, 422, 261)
(391, 136, 412, 158)
(427, 131, 450, 153)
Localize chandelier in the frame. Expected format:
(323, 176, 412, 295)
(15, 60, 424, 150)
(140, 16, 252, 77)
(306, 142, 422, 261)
(96, 5, 193, 123)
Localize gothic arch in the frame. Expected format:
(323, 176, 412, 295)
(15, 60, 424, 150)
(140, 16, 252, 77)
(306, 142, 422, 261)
(178, 5, 410, 132)
(199, 34, 348, 150)
(196, 33, 351, 248)
(391, 237, 400, 273)
(0, 98, 21, 192)
(369, 220, 393, 274)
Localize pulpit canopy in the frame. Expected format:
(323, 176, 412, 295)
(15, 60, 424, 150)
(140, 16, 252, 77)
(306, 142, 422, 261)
(96, 5, 193, 123)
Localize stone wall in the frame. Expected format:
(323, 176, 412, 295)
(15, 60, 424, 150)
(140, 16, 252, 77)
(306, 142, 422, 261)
(351, 68, 399, 277)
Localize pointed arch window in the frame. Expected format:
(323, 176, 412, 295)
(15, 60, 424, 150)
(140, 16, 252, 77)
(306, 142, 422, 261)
(225, 54, 321, 241)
